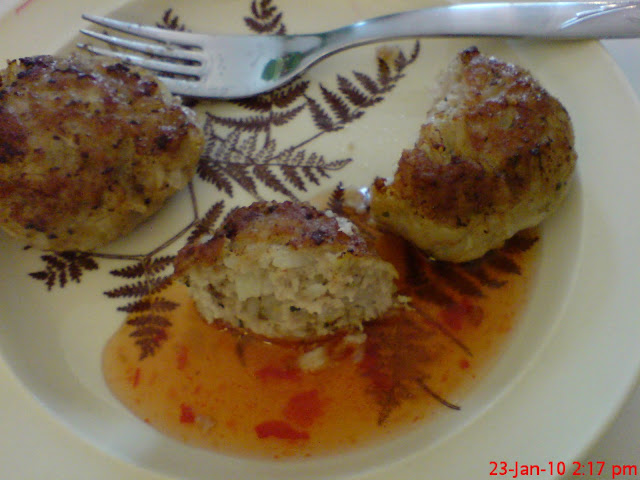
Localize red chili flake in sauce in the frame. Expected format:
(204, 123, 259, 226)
(153, 330, 168, 343)
(179, 404, 196, 424)
(360, 349, 394, 392)
(283, 390, 324, 428)
(255, 365, 302, 381)
(440, 300, 483, 330)
(176, 345, 189, 370)
(15, 0, 37, 15)
(130, 367, 141, 388)
(255, 420, 309, 440)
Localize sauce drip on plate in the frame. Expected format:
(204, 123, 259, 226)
(103, 206, 539, 459)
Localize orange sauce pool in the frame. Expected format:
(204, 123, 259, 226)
(103, 224, 539, 459)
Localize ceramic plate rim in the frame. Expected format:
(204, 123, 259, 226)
(1, 1, 640, 479)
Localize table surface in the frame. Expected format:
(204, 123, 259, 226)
(0, 1, 638, 478)
(585, 37, 640, 474)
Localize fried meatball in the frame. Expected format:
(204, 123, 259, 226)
(174, 201, 398, 340)
(370, 47, 576, 262)
(0, 54, 204, 251)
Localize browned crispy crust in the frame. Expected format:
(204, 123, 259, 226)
(174, 200, 370, 277)
(0, 55, 203, 250)
(371, 46, 576, 261)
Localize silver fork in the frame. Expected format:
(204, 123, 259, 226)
(78, 1, 640, 99)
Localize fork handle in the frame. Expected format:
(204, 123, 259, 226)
(324, 1, 640, 50)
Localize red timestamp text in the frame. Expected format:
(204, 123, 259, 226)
(490, 460, 639, 478)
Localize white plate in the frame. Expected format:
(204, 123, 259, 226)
(1, 0, 640, 479)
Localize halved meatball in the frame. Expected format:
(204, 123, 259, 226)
(174, 201, 398, 340)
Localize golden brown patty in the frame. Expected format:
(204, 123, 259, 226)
(0, 55, 204, 251)
(174, 201, 398, 340)
(371, 46, 577, 262)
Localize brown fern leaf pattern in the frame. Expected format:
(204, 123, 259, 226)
(335, 190, 538, 422)
(377, 57, 393, 89)
(245, 0, 286, 34)
(362, 309, 444, 425)
(187, 201, 225, 243)
(197, 160, 234, 197)
(320, 84, 355, 124)
(364, 236, 538, 423)
(306, 94, 339, 132)
(110, 256, 175, 279)
(207, 105, 307, 132)
(271, 81, 310, 108)
(127, 314, 172, 329)
(117, 297, 180, 314)
(484, 252, 522, 275)
(396, 41, 421, 71)
(337, 75, 380, 108)
(501, 233, 539, 254)
(279, 163, 306, 191)
(327, 182, 346, 216)
(29, 251, 99, 290)
(104, 254, 178, 359)
(198, 115, 352, 199)
(299, 41, 421, 134)
(232, 96, 275, 114)
(378, 41, 421, 88)
(231, 81, 309, 113)
(353, 71, 382, 96)
(253, 162, 295, 198)
(431, 261, 485, 298)
(127, 314, 172, 360)
(156, 8, 187, 31)
(205, 113, 276, 133)
(197, 36, 420, 199)
(301, 165, 320, 185)
(394, 231, 538, 308)
(104, 277, 171, 299)
(225, 162, 261, 198)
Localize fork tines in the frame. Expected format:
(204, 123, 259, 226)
(78, 14, 204, 80)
